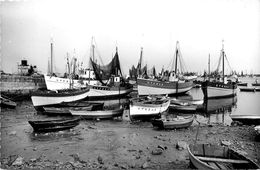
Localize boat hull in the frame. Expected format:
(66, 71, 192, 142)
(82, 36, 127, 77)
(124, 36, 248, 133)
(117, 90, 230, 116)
(230, 115, 260, 125)
(129, 99, 170, 120)
(44, 75, 99, 90)
(137, 78, 193, 96)
(188, 144, 260, 170)
(28, 118, 80, 132)
(152, 115, 194, 129)
(239, 87, 255, 92)
(85, 85, 133, 99)
(70, 108, 124, 119)
(0, 97, 17, 109)
(31, 88, 90, 109)
(202, 81, 237, 99)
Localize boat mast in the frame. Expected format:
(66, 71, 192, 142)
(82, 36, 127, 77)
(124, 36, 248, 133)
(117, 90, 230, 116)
(50, 38, 53, 75)
(175, 41, 179, 75)
(208, 54, 210, 81)
(222, 40, 225, 82)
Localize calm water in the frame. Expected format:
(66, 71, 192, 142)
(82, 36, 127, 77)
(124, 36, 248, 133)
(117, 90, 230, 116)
(190, 76, 260, 125)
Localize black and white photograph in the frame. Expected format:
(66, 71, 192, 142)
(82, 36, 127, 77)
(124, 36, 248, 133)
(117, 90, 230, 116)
(1, 0, 260, 169)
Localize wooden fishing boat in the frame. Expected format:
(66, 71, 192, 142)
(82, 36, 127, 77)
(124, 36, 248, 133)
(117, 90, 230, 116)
(188, 143, 260, 170)
(230, 115, 260, 125)
(31, 87, 90, 111)
(0, 96, 17, 109)
(170, 98, 203, 108)
(129, 96, 170, 120)
(255, 88, 260, 92)
(137, 42, 193, 96)
(43, 102, 104, 115)
(239, 87, 255, 92)
(70, 107, 124, 119)
(169, 103, 197, 112)
(28, 117, 80, 132)
(201, 41, 237, 99)
(151, 115, 194, 129)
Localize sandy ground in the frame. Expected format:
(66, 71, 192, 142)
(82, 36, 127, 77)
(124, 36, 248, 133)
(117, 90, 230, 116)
(1, 101, 260, 169)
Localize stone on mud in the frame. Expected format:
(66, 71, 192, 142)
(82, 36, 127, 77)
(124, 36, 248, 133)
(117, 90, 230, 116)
(151, 148, 163, 155)
(97, 155, 104, 164)
(12, 156, 24, 166)
(141, 161, 149, 169)
(176, 141, 187, 150)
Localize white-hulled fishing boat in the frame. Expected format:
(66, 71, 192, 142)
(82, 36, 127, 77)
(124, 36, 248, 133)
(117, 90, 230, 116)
(129, 96, 170, 120)
(201, 41, 237, 99)
(31, 87, 90, 111)
(151, 115, 194, 129)
(137, 41, 194, 96)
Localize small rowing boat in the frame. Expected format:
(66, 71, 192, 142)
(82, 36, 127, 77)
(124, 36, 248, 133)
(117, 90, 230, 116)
(230, 115, 260, 125)
(188, 143, 260, 170)
(43, 102, 105, 115)
(28, 117, 80, 132)
(151, 115, 194, 129)
(70, 107, 124, 119)
(239, 87, 255, 92)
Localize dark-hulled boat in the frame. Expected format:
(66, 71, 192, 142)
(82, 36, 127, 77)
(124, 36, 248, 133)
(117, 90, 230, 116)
(151, 115, 194, 129)
(188, 143, 260, 170)
(0, 96, 17, 109)
(28, 117, 80, 132)
(239, 87, 255, 92)
(230, 115, 260, 125)
(70, 107, 124, 119)
(252, 82, 260, 86)
(137, 41, 193, 96)
(201, 41, 237, 99)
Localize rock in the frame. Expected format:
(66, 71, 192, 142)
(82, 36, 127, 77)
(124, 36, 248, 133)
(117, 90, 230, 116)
(221, 140, 232, 146)
(9, 131, 17, 136)
(146, 156, 151, 162)
(135, 155, 141, 159)
(176, 141, 187, 150)
(30, 158, 37, 162)
(88, 126, 96, 129)
(120, 165, 127, 169)
(97, 155, 103, 164)
(33, 147, 37, 151)
(12, 156, 24, 166)
(141, 162, 149, 169)
(114, 163, 119, 167)
(208, 124, 213, 127)
(157, 145, 165, 150)
(151, 148, 163, 155)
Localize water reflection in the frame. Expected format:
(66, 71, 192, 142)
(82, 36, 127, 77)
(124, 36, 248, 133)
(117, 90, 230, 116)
(196, 97, 237, 125)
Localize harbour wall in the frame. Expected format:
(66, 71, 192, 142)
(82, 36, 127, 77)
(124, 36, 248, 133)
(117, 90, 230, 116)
(0, 74, 47, 100)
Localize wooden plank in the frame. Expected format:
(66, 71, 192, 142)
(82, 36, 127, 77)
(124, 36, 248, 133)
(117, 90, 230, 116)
(196, 156, 249, 164)
(215, 162, 230, 170)
(207, 162, 220, 169)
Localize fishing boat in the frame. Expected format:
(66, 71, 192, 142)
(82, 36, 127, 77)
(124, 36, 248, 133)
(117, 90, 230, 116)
(230, 115, 260, 125)
(43, 102, 104, 115)
(85, 45, 133, 99)
(169, 103, 197, 112)
(188, 143, 260, 170)
(151, 114, 194, 129)
(0, 96, 17, 109)
(70, 107, 124, 119)
(31, 87, 90, 111)
(201, 41, 237, 99)
(137, 41, 193, 96)
(28, 117, 80, 132)
(129, 96, 170, 120)
(239, 87, 255, 92)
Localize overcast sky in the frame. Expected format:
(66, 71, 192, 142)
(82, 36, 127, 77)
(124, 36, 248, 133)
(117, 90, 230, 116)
(1, 0, 260, 75)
